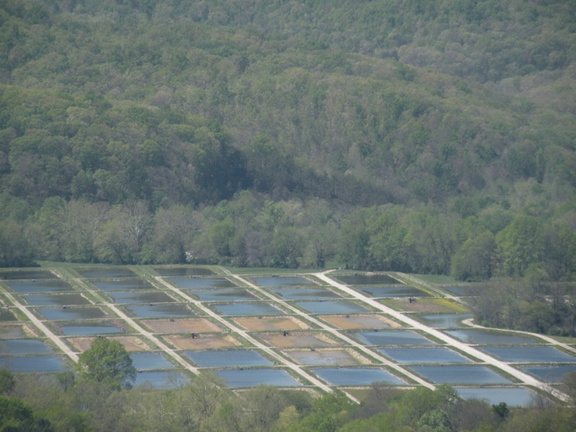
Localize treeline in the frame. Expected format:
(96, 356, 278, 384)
(1, 192, 575, 279)
(2, 369, 576, 432)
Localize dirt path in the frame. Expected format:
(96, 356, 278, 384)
(315, 270, 571, 403)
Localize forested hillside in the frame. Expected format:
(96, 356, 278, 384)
(1, 0, 575, 288)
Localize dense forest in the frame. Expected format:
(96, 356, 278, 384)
(0, 1, 575, 329)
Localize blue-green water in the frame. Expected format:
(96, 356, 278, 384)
(337, 274, 398, 286)
(311, 367, 404, 386)
(410, 365, 511, 384)
(106, 291, 176, 304)
(217, 368, 301, 388)
(7, 280, 72, 293)
(378, 347, 471, 364)
(444, 329, 538, 345)
(0, 355, 65, 373)
(184, 349, 273, 367)
(360, 286, 430, 298)
(76, 268, 135, 279)
(37, 306, 107, 320)
(153, 267, 214, 277)
(59, 324, 124, 336)
(22, 293, 90, 307)
(269, 287, 340, 300)
(92, 278, 154, 291)
(251, 276, 314, 287)
(355, 330, 434, 346)
(125, 304, 196, 318)
(168, 277, 236, 289)
(479, 346, 576, 363)
(130, 352, 175, 370)
(0, 339, 53, 355)
(189, 289, 259, 302)
(295, 301, 368, 315)
(213, 302, 283, 316)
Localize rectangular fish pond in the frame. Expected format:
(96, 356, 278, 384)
(457, 387, 537, 407)
(216, 368, 301, 388)
(124, 304, 197, 319)
(0, 339, 54, 355)
(76, 267, 135, 279)
(183, 349, 273, 368)
(250, 276, 314, 287)
(105, 291, 176, 304)
(58, 322, 125, 336)
(212, 302, 284, 316)
(478, 346, 576, 363)
(188, 288, 259, 302)
(285, 349, 364, 366)
(269, 287, 341, 300)
(378, 347, 472, 364)
(520, 364, 576, 383)
(130, 352, 176, 370)
(22, 293, 91, 307)
(0, 270, 56, 280)
(0, 355, 66, 373)
(168, 277, 236, 289)
(354, 330, 434, 346)
(409, 365, 511, 385)
(91, 278, 155, 291)
(311, 367, 405, 386)
(153, 267, 215, 277)
(36, 306, 108, 321)
(294, 301, 369, 315)
(6, 279, 73, 293)
(444, 329, 539, 345)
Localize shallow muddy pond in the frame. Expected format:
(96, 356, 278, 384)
(189, 288, 259, 302)
(419, 313, 473, 328)
(360, 286, 430, 298)
(0, 339, 53, 355)
(444, 329, 539, 345)
(250, 276, 314, 287)
(153, 267, 214, 277)
(311, 367, 404, 386)
(520, 364, 576, 383)
(457, 387, 536, 406)
(410, 365, 511, 384)
(125, 304, 197, 319)
(76, 268, 135, 279)
(92, 278, 154, 291)
(294, 301, 369, 315)
(106, 291, 176, 304)
(0, 270, 56, 280)
(168, 277, 236, 289)
(132, 371, 188, 389)
(212, 302, 284, 316)
(216, 368, 301, 388)
(355, 330, 434, 346)
(22, 293, 90, 307)
(287, 349, 361, 366)
(183, 349, 273, 367)
(37, 306, 107, 321)
(0, 355, 65, 373)
(59, 323, 125, 336)
(7, 280, 73, 293)
(337, 274, 399, 286)
(378, 347, 471, 364)
(131, 352, 175, 370)
(269, 287, 340, 300)
(479, 346, 576, 363)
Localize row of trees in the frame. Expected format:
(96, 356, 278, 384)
(1, 192, 575, 281)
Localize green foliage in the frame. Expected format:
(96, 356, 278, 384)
(76, 337, 136, 390)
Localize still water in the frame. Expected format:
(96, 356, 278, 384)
(311, 367, 404, 386)
(410, 365, 511, 384)
(184, 349, 273, 367)
(216, 368, 301, 388)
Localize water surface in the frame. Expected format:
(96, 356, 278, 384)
(269, 287, 340, 300)
(22, 293, 90, 307)
(410, 365, 511, 384)
(125, 304, 196, 319)
(92, 278, 154, 291)
(355, 330, 434, 346)
(312, 367, 404, 386)
(189, 289, 259, 302)
(37, 306, 107, 320)
(378, 347, 471, 364)
(445, 329, 538, 345)
(0, 339, 53, 355)
(184, 349, 273, 367)
(168, 278, 235, 289)
(251, 276, 314, 287)
(213, 302, 283, 316)
(479, 346, 576, 363)
(106, 291, 175, 304)
(520, 364, 576, 383)
(360, 286, 430, 298)
(420, 314, 473, 328)
(130, 352, 175, 370)
(217, 368, 301, 388)
(457, 387, 536, 406)
(132, 371, 188, 389)
(154, 267, 214, 277)
(295, 301, 368, 315)
(76, 268, 135, 279)
(0, 355, 65, 373)
(7, 280, 72, 293)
